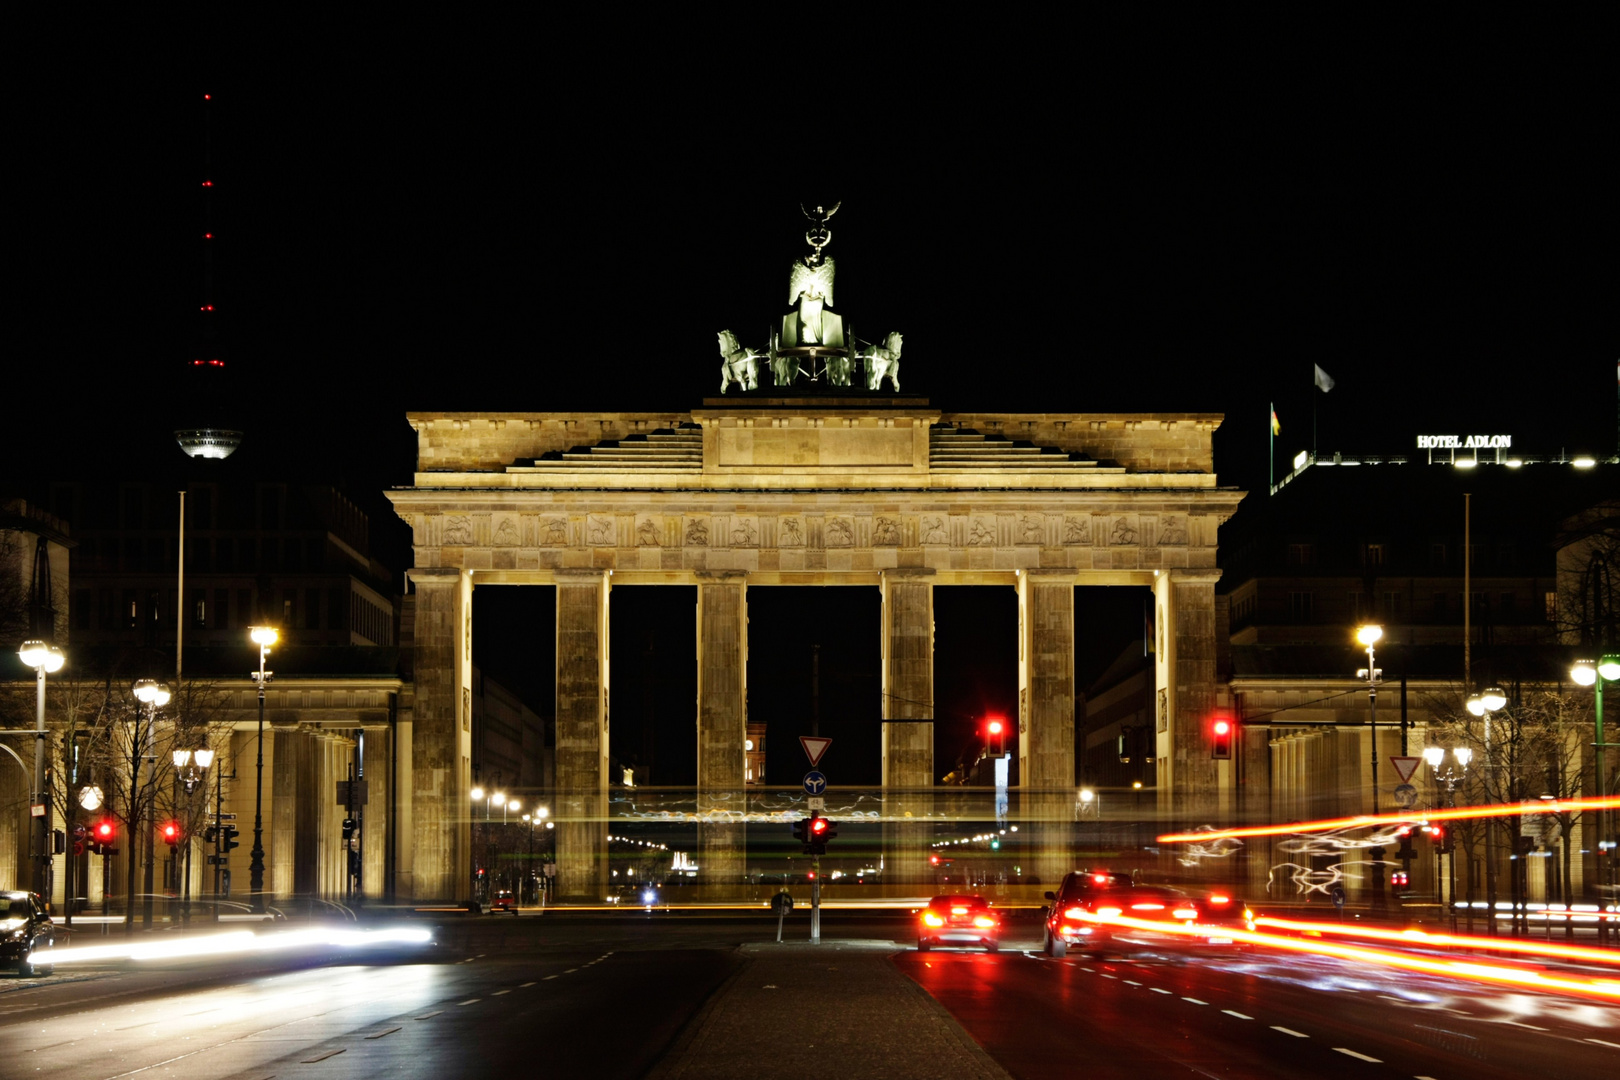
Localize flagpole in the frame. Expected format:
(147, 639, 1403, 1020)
(1269, 401, 1274, 495)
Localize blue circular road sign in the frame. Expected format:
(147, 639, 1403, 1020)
(803, 771, 827, 795)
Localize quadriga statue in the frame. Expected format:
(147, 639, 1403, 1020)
(717, 330, 763, 393)
(860, 332, 903, 391)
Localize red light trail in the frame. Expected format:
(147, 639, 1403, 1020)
(1156, 795, 1620, 843)
(1251, 916, 1620, 966)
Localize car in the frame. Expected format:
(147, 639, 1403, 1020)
(917, 894, 1001, 952)
(491, 889, 517, 913)
(1044, 876, 1237, 957)
(1041, 869, 1134, 957)
(0, 891, 56, 977)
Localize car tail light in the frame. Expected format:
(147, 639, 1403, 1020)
(973, 916, 996, 929)
(1173, 907, 1199, 920)
(1092, 873, 1110, 885)
(1209, 895, 1231, 905)
(1130, 903, 1164, 911)
(1097, 906, 1123, 918)
(923, 912, 945, 927)
(951, 906, 968, 915)
(1064, 906, 1086, 920)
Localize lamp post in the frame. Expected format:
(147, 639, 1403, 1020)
(1466, 685, 1507, 934)
(18, 641, 65, 901)
(171, 745, 214, 926)
(1424, 744, 1472, 929)
(1356, 625, 1383, 813)
(131, 679, 170, 928)
(248, 626, 277, 913)
(1571, 654, 1620, 945)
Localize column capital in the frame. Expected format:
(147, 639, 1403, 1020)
(553, 568, 609, 582)
(408, 567, 463, 586)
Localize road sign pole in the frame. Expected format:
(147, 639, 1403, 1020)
(811, 857, 821, 944)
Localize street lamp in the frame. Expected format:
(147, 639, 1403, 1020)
(132, 678, 170, 927)
(1570, 653, 1619, 944)
(1460, 685, 1506, 933)
(1423, 743, 1471, 929)
(171, 743, 213, 925)
(18, 641, 65, 900)
(1356, 625, 1383, 812)
(248, 626, 277, 912)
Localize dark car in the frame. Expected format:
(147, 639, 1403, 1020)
(1044, 874, 1235, 957)
(917, 894, 1002, 952)
(0, 891, 56, 977)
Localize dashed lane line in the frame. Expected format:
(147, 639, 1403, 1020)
(365, 1027, 402, 1040)
(543, 975, 559, 980)
(1588, 1038, 1620, 1049)
(1222, 1011, 1253, 1020)
(302, 1049, 346, 1063)
(1150, 988, 1172, 994)
(492, 990, 511, 996)
(1182, 998, 1208, 1005)
(520, 981, 537, 987)
(413, 1011, 442, 1020)
(1333, 1048, 1382, 1063)
(1271, 1026, 1309, 1038)
(456, 999, 480, 1006)
(1123, 980, 1143, 986)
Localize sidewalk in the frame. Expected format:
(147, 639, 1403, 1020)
(649, 940, 1011, 1080)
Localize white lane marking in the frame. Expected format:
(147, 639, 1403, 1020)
(365, 1027, 402, 1040)
(1150, 987, 1172, 994)
(1222, 1010, 1253, 1020)
(1182, 998, 1208, 1005)
(457, 998, 480, 1006)
(1587, 1038, 1620, 1049)
(1100, 973, 1117, 979)
(1271, 1026, 1309, 1038)
(543, 975, 559, 981)
(492, 990, 511, 996)
(1334, 1048, 1382, 1063)
(1123, 979, 1142, 985)
(565, 968, 579, 973)
(413, 1011, 443, 1020)
(520, 981, 536, 987)
(1415, 1075, 1442, 1079)
(302, 1048, 347, 1062)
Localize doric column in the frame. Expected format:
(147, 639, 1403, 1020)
(555, 568, 610, 902)
(406, 567, 473, 903)
(360, 718, 391, 901)
(1018, 569, 1076, 887)
(1154, 569, 1222, 823)
(696, 572, 747, 889)
(881, 568, 934, 886)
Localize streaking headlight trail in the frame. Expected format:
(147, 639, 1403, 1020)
(34, 925, 433, 966)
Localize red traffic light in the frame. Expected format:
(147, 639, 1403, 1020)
(1391, 871, 1410, 888)
(1211, 715, 1234, 759)
(161, 822, 181, 846)
(986, 718, 1005, 736)
(810, 817, 829, 836)
(1212, 719, 1232, 736)
(930, 854, 940, 865)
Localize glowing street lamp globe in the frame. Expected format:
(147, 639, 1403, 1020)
(18, 640, 65, 673)
(1355, 624, 1383, 646)
(1600, 655, 1620, 682)
(1480, 686, 1507, 711)
(1572, 660, 1598, 686)
(133, 679, 171, 707)
(1422, 747, 1445, 767)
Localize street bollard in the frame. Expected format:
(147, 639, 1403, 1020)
(771, 889, 793, 942)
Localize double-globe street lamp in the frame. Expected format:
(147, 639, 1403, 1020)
(18, 641, 65, 900)
(1423, 742, 1472, 929)
(470, 785, 505, 900)
(1355, 625, 1384, 813)
(1462, 686, 1507, 933)
(171, 743, 215, 925)
(248, 626, 278, 913)
(1570, 653, 1619, 944)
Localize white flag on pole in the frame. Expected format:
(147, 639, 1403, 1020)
(1314, 364, 1336, 393)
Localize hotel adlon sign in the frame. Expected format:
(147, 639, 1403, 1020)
(1416, 434, 1511, 449)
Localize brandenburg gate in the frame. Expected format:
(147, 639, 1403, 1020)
(387, 208, 1243, 902)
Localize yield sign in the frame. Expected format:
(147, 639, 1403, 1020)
(1390, 756, 1422, 784)
(800, 736, 833, 768)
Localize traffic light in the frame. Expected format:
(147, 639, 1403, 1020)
(161, 821, 181, 847)
(1211, 716, 1234, 759)
(92, 819, 117, 855)
(342, 817, 357, 840)
(1391, 871, 1410, 888)
(806, 814, 835, 855)
(72, 824, 88, 857)
(203, 825, 218, 844)
(1434, 825, 1454, 854)
(792, 817, 810, 847)
(223, 825, 240, 852)
(990, 836, 1001, 850)
(985, 716, 1006, 755)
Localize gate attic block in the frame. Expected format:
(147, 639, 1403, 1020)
(388, 401, 1242, 902)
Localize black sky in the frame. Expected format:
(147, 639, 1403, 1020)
(7, 22, 1615, 785)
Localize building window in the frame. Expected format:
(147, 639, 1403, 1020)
(125, 590, 139, 628)
(1430, 543, 1447, 568)
(124, 538, 142, 572)
(193, 589, 206, 628)
(239, 539, 256, 570)
(1286, 543, 1314, 566)
(1348, 591, 1366, 620)
(1382, 592, 1402, 619)
(1289, 591, 1314, 622)
(1544, 591, 1556, 623)
(122, 487, 144, 530)
(148, 590, 161, 625)
(216, 589, 230, 630)
(239, 589, 253, 626)
(1363, 543, 1387, 567)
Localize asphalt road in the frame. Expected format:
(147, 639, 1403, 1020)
(3, 913, 1614, 1080)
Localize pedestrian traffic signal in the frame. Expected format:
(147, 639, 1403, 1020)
(223, 825, 240, 852)
(161, 821, 181, 847)
(1211, 716, 1234, 759)
(792, 817, 810, 846)
(72, 824, 88, 857)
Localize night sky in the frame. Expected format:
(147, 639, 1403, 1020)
(10, 28, 1614, 786)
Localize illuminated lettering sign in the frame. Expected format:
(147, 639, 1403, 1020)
(1416, 435, 1512, 450)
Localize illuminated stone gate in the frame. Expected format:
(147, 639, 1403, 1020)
(387, 403, 1243, 902)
